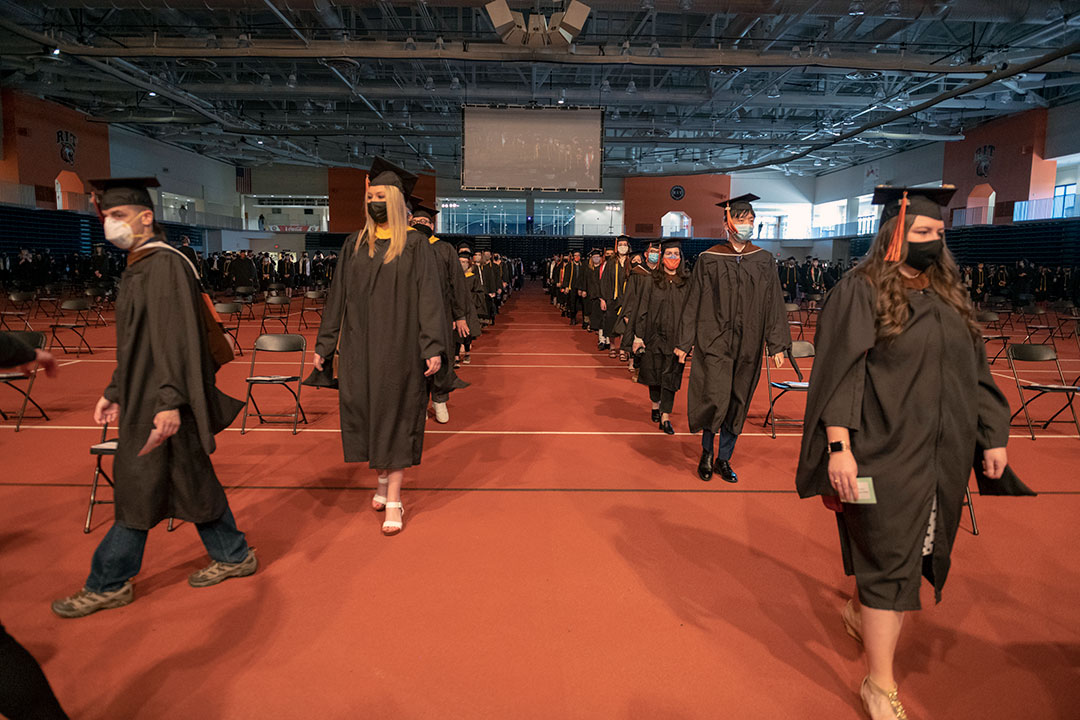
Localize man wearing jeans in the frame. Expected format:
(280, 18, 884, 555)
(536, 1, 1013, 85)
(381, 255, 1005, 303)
(52, 177, 256, 619)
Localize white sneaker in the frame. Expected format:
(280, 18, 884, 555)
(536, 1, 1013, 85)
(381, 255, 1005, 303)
(433, 401, 450, 424)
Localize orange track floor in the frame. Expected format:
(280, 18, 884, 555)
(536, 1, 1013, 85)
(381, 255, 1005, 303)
(1, 284, 1079, 719)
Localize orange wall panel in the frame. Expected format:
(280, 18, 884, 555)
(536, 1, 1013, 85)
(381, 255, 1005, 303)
(942, 108, 1057, 222)
(1, 90, 110, 206)
(623, 173, 732, 238)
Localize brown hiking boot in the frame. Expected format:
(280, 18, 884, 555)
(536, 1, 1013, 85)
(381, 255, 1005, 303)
(188, 549, 257, 588)
(52, 582, 134, 618)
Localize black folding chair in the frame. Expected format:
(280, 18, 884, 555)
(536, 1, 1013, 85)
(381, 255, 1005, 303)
(266, 282, 287, 296)
(260, 295, 291, 333)
(0, 331, 50, 431)
(86, 423, 175, 533)
(298, 290, 326, 330)
(48, 299, 93, 355)
(987, 296, 1014, 331)
(1007, 343, 1080, 440)
(84, 288, 109, 327)
(34, 285, 62, 319)
(785, 302, 805, 340)
(214, 302, 244, 357)
(803, 293, 824, 325)
(234, 286, 258, 319)
(976, 311, 1009, 364)
(1021, 306, 1056, 348)
(241, 334, 308, 435)
(1, 292, 35, 331)
(764, 340, 814, 439)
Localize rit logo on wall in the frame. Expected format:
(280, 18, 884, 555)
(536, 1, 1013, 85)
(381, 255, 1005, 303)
(974, 144, 995, 178)
(56, 130, 78, 165)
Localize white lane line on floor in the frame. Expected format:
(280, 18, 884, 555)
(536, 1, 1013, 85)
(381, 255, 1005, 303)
(3, 425, 1077, 439)
(57, 360, 82, 367)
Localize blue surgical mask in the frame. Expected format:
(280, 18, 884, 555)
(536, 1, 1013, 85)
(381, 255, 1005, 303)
(647, 252, 659, 264)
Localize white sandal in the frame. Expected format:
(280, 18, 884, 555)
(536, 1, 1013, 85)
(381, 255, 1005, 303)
(381, 502, 404, 536)
(372, 476, 388, 511)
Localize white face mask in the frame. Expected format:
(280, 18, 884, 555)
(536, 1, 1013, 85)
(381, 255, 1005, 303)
(103, 212, 149, 250)
(617, 246, 628, 255)
(733, 224, 754, 240)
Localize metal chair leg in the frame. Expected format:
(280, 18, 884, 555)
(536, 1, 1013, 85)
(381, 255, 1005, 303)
(964, 487, 978, 536)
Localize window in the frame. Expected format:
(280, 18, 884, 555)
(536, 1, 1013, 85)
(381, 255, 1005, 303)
(1053, 183, 1077, 219)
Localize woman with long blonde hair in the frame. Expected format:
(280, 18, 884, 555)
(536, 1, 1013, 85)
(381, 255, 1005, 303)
(796, 186, 1027, 719)
(312, 158, 447, 536)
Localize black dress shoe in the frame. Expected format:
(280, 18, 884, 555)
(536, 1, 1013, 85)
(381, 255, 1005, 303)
(651, 408, 661, 423)
(697, 449, 714, 481)
(660, 420, 674, 435)
(714, 459, 738, 484)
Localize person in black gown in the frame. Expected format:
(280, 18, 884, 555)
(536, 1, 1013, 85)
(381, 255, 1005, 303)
(796, 186, 1029, 720)
(312, 158, 446, 536)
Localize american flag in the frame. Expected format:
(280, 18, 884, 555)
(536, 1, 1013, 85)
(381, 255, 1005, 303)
(235, 166, 252, 194)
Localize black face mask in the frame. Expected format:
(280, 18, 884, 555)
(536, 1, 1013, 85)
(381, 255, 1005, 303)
(412, 223, 433, 238)
(905, 239, 943, 272)
(367, 201, 388, 223)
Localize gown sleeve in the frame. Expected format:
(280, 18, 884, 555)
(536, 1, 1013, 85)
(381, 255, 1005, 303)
(146, 254, 202, 414)
(973, 333, 1011, 449)
(676, 261, 704, 354)
(314, 234, 356, 359)
(449, 251, 469, 322)
(763, 262, 793, 357)
(415, 238, 447, 361)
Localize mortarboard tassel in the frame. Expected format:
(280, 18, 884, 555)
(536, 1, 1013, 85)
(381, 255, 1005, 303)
(724, 206, 741, 239)
(884, 191, 908, 263)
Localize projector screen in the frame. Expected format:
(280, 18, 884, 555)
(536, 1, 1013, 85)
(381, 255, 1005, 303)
(462, 105, 603, 191)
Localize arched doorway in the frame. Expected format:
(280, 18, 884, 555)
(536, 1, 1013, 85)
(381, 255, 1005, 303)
(54, 170, 85, 211)
(661, 211, 692, 238)
(966, 183, 996, 225)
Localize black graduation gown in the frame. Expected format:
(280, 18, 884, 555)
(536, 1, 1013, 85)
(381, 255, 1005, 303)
(795, 275, 1014, 610)
(427, 237, 469, 398)
(600, 257, 631, 337)
(633, 273, 690, 392)
(617, 265, 653, 351)
(461, 270, 486, 339)
(584, 263, 603, 330)
(104, 246, 243, 530)
(677, 242, 791, 435)
(315, 230, 446, 469)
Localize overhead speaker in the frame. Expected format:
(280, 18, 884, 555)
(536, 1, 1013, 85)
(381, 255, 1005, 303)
(485, 0, 516, 35)
(502, 11, 526, 44)
(554, 0, 590, 37)
(526, 14, 549, 46)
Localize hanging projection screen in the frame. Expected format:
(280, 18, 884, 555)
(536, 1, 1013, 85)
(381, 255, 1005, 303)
(462, 105, 603, 191)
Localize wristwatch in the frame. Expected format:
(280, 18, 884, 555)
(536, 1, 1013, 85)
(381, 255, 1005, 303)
(827, 440, 849, 454)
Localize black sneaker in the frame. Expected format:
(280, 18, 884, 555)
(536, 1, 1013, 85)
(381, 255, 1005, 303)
(52, 582, 134, 618)
(188, 549, 258, 588)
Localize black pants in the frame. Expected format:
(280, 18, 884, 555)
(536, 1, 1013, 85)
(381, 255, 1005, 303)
(455, 337, 472, 356)
(648, 385, 676, 414)
(0, 624, 68, 720)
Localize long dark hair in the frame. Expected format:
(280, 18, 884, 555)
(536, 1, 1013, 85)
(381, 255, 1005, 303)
(651, 251, 689, 287)
(852, 215, 979, 340)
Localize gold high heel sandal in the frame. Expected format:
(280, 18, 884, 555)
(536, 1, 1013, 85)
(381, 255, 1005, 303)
(842, 599, 864, 645)
(861, 675, 908, 720)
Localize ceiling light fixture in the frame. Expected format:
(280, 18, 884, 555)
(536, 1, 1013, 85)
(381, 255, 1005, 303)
(558, 88, 567, 105)
(625, 80, 637, 94)
(148, 91, 157, 97)
(450, 76, 461, 90)
(261, 73, 272, 89)
(649, 41, 661, 57)
(600, 79, 611, 93)
(848, 1, 866, 16)
(790, 45, 801, 59)
(621, 40, 631, 56)
(237, 33, 253, 48)
(819, 45, 832, 59)
(424, 76, 435, 90)
(302, 100, 314, 115)
(286, 72, 297, 89)
(405, 37, 417, 51)
(434, 36, 446, 50)
(884, 0, 902, 17)
(767, 86, 781, 98)
(742, 84, 753, 96)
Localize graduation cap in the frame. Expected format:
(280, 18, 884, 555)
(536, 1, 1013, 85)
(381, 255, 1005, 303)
(411, 203, 439, 220)
(872, 185, 957, 262)
(88, 177, 161, 211)
(457, 241, 473, 254)
(660, 238, 682, 252)
(301, 362, 338, 390)
(716, 193, 760, 237)
(367, 156, 419, 198)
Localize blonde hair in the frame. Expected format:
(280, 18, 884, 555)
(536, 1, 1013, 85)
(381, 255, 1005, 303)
(355, 184, 409, 264)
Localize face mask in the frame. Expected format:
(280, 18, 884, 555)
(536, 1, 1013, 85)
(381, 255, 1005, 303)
(905, 239, 943, 272)
(103, 213, 148, 250)
(367, 201, 388, 223)
(733, 224, 753, 240)
(647, 252, 659, 264)
(617, 246, 628, 255)
(413, 223, 433, 238)
(662, 256, 680, 270)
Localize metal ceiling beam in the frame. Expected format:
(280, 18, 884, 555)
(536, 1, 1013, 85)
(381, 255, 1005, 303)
(260, 0, 310, 46)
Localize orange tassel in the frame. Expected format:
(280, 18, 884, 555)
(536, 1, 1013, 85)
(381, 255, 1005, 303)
(724, 206, 741, 239)
(884, 191, 908, 263)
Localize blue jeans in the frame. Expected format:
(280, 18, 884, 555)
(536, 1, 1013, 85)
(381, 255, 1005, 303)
(86, 508, 249, 593)
(702, 426, 738, 461)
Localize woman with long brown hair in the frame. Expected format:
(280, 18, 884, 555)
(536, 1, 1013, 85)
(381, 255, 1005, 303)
(796, 186, 1018, 719)
(312, 158, 446, 536)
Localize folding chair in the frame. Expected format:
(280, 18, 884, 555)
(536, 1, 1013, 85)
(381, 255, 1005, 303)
(260, 295, 291, 333)
(240, 334, 308, 435)
(1053, 305, 1078, 340)
(962, 486, 979, 536)
(34, 285, 62, 319)
(785, 302, 805, 340)
(298, 290, 326, 330)
(266, 282, 287, 297)
(48, 299, 93, 355)
(764, 340, 814, 439)
(214, 302, 244, 357)
(0, 331, 50, 431)
(987, 296, 1014, 331)
(1006, 344, 1080, 440)
(84, 288, 109, 327)
(1, 292, 35, 331)
(1021, 306, 1055, 348)
(803, 293, 824, 325)
(976, 311, 1009, 364)
(86, 423, 175, 533)
(234, 286, 258, 319)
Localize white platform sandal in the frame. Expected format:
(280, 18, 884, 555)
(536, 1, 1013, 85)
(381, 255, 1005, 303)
(372, 476, 388, 511)
(381, 502, 404, 536)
